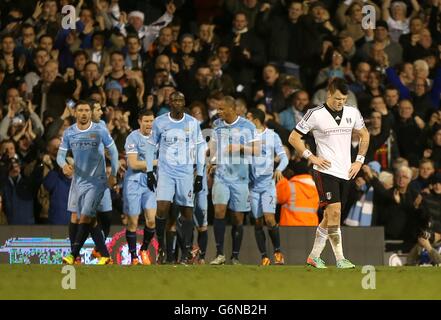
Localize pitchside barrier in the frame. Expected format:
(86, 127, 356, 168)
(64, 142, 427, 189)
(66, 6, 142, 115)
(0, 226, 385, 265)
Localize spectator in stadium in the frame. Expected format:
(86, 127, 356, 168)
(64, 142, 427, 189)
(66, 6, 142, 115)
(384, 84, 401, 112)
(382, 0, 421, 42)
(362, 164, 419, 252)
(190, 101, 210, 130)
(256, 0, 305, 66)
(32, 60, 75, 120)
(42, 138, 71, 225)
(394, 99, 425, 167)
(223, 11, 265, 100)
(400, 16, 425, 61)
(361, 20, 403, 68)
(409, 159, 436, 195)
(254, 64, 286, 113)
(0, 90, 44, 141)
(278, 90, 310, 132)
(1, 34, 27, 78)
(407, 172, 441, 265)
(336, 0, 380, 43)
(314, 48, 347, 89)
(0, 157, 37, 225)
(24, 48, 50, 97)
(85, 31, 110, 72)
(207, 55, 235, 96)
(412, 76, 437, 121)
(423, 125, 441, 170)
(117, 2, 176, 53)
(348, 61, 371, 94)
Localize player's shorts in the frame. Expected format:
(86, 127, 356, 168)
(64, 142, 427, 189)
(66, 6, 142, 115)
(76, 176, 107, 217)
(212, 178, 250, 212)
(250, 184, 276, 219)
(68, 179, 112, 213)
(97, 188, 112, 212)
(156, 170, 194, 207)
(123, 179, 156, 216)
(193, 176, 208, 228)
(312, 170, 350, 207)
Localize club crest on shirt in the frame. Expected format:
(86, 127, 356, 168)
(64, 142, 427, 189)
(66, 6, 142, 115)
(346, 118, 352, 124)
(90, 134, 97, 139)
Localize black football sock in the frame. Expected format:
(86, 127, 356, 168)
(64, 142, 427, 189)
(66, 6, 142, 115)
(231, 224, 243, 260)
(197, 230, 208, 259)
(268, 224, 281, 253)
(141, 226, 155, 251)
(69, 222, 78, 252)
(254, 226, 267, 258)
(72, 223, 91, 258)
(90, 224, 110, 257)
(213, 218, 226, 256)
(166, 230, 176, 262)
(97, 211, 112, 239)
(125, 229, 137, 259)
(155, 216, 166, 251)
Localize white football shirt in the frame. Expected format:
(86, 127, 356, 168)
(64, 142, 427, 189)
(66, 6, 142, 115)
(295, 104, 365, 180)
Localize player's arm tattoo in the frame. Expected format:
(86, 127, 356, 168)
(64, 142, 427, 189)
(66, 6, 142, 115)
(354, 127, 370, 156)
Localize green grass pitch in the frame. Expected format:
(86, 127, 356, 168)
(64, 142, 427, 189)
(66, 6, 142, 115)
(0, 265, 440, 300)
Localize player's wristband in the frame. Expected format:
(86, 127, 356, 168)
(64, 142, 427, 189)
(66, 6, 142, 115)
(355, 155, 365, 164)
(302, 149, 313, 159)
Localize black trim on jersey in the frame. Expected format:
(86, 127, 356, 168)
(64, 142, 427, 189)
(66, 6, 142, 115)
(295, 128, 304, 136)
(303, 105, 324, 121)
(324, 103, 344, 126)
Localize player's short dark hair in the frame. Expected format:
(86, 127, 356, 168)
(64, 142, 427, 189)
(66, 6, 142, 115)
(75, 100, 92, 109)
(138, 109, 154, 119)
(248, 108, 265, 124)
(328, 78, 348, 95)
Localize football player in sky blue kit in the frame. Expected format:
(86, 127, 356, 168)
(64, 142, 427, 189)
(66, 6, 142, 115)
(123, 109, 157, 265)
(209, 96, 258, 265)
(146, 91, 205, 264)
(57, 100, 119, 265)
(67, 101, 113, 261)
(247, 109, 288, 266)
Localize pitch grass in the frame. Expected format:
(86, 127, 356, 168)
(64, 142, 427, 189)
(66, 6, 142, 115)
(0, 265, 440, 300)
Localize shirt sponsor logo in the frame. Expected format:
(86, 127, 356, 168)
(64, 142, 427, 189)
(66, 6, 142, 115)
(323, 128, 352, 135)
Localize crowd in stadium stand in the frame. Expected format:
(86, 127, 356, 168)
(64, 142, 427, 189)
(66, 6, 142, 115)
(0, 0, 440, 259)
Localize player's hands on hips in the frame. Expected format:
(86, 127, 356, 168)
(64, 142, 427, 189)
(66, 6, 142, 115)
(309, 155, 331, 171)
(108, 175, 117, 188)
(194, 175, 203, 194)
(273, 170, 283, 183)
(147, 171, 157, 192)
(348, 162, 362, 179)
(62, 164, 73, 176)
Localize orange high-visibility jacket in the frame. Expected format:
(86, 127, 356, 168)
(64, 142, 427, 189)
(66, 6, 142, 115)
(276, 174, 319, 226)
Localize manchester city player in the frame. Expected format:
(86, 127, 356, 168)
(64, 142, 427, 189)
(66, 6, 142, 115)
(247, 108, 288, 266)
(209, 96, 258, 265)
(146, 91, 205, 264)
(58, 100, 119, 265)
(67, 101, 113, 262)
(124, 109, 157, 265)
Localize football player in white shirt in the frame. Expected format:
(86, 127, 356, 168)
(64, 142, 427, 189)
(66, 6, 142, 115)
(289, 78, 370, 269)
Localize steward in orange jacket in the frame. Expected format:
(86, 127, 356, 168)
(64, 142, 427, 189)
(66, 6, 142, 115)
(276, 174, 320, 226)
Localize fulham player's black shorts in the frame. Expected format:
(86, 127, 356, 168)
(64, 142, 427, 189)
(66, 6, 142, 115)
(312, 170, 350, 207)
